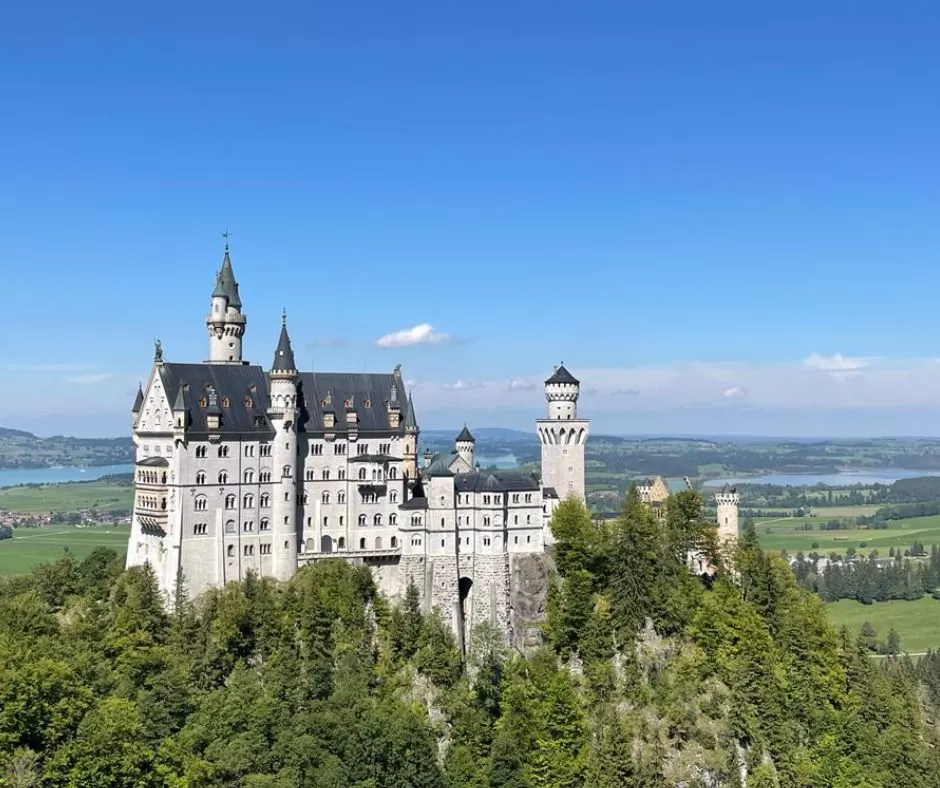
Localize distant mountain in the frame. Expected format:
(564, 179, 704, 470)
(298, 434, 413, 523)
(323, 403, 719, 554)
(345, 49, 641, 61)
(422, 427, 534, 440)
(0, 427, 134, 470)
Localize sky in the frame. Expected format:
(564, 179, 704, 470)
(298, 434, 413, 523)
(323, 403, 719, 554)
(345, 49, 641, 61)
(1, 0, 939, 438)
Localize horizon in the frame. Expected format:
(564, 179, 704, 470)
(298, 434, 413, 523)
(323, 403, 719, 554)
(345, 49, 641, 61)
(1, 1, 938, 437)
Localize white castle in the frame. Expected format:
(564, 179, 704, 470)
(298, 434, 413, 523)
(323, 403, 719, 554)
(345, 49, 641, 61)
(126, 244, 589, 644)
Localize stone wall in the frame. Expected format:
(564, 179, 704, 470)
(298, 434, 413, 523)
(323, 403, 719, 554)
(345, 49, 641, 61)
(509, 552, 554, 652)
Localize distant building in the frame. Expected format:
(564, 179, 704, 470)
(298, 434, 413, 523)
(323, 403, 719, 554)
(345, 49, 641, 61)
(125, 242, 588, 645)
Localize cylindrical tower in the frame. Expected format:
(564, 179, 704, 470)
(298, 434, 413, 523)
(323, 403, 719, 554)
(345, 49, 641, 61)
(537, 363, 590, 510)
(454, 425, 475, 471)
(545, 364, 580, 421)
(206, 242, 247, 364)
(715, 484, 740, 545)
(268, 313, 299, 581)
(403, 391, 419, 480)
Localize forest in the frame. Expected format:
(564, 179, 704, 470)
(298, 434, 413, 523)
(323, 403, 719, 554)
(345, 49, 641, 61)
(3, 492, 940, 787)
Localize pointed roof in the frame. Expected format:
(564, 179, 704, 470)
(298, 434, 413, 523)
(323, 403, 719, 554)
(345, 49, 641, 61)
(271, 312, 297, 372)
(172, 383, 187, 412)
(403, 391, 418, 430)
(132, 384, 144, 414)
(211, 246, 242, 309)
(455, 424, 475, 443)
(545, 363, 579, 386)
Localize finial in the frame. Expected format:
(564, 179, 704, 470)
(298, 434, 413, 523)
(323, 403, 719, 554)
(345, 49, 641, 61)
(221, 229, 231, 251)
(281, 307, 287, 327)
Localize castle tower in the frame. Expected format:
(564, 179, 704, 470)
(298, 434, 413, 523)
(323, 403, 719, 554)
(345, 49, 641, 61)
(455, 424, 475, 471)
(206, 241, 247, 364)
(536, 363, 589, 500)
(267, 312, 299, 580)
(715, 484, 740, 545)
(403, 391, 419, 480)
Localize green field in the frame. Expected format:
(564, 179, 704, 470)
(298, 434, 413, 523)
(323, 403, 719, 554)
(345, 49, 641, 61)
(755, 511, 940, 554)
(0, 480, 133, 514)
(826, 597, 940, 655)
(0, 524, 130, 575)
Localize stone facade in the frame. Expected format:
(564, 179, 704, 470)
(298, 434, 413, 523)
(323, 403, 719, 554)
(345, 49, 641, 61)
(125, 244, 589, 646)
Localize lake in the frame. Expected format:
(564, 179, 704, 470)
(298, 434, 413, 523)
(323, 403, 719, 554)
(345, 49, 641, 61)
(0, 464, 135, 489)
(704, 469, 940, 488)
(475, 454, 518, 469)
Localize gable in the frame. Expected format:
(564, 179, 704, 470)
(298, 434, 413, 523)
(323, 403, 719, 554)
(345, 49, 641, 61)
(136, 366, 173, 434)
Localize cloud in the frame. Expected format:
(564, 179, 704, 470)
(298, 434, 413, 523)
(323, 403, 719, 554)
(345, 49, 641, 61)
(307, 337, 349, 349)
(723, 386, 746, 398)
(803, 352, 871, 381)
(508, 379, 536, 391)
(609, 387, 641, 397)
(6, 363, 97, 372)
(376, 323, 451, 348)
(64, 373, 114, 384)
(442, 379, 483, 391)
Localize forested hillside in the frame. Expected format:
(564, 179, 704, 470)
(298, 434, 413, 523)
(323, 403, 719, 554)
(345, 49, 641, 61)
(2, 493, 940, 786)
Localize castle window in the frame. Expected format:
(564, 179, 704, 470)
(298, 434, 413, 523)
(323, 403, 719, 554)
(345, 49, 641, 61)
(322, 469, 330, 481)
(282, 465, 292, 478)
(196, 471, 206, 485)
(194, 523, 207, 535)
(525, 494, 532, 503)
(338, 491, 346, 504)
(334, 443, 346, 455)
(227, 545, 234, 557)
(218, 470, 228, 484)
(243, 494, 254, 508)
(358, 514, 367, 526)
(225, 520, 236, 533)
(512, 494, 519, 503)
(244, 397, 253, 409)
(243, 521, 254, 532)
(358, 444, 369, 455)
(526, 515, 531, 524)
(389, 467, 397, 480)
(357, 468, 367, 480)
(322, 491, 330, 504)
(483, 495, 491, 505)
(338, 468, 346, 480)
(374, 514, 382, 526)
(411, 515, 422, 526)
(338, 537, 345, 549)
(311, 443, 323, 456)
(225, 495, 236, 509)
(194, 496, 208, 511)
(358, 537, 365, 549)
(441, 539, 445, 547)
(484, 516, 491, 526)
(440, 518, 445, 527)
(495, 495, 501, 504)
(302, 493, 309, 504)
(483, 537, 491, 546)
(323, 516, 329, 526)
(379, 443, 390, 454)
(259, 471, 271, 483)
(260, 493, 270, 507)
(391, 536, 398, 548)
(260, 543, 271, 555)
(244, 469, 254, 483)
(304, 469, 314, 481)
(284, 492, 290, 502)
(196, 445, 207, 458)
(284, 516, 289, 525)
(390, 491, 398, 503)
(514, 536, 518, 544)
(260, 444, 272, 457)
(243, 545, 253, 556)
(218, 445, 229, 458)
(514, 515, 518, 525)
(284, 541, 290, 549)
(390, 514, 398, 526)
(260, 518, 270, 531)
(339, 516, 344, 526)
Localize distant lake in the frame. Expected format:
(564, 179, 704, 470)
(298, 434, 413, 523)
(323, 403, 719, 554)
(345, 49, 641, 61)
(476, 454, 518, 469)
(704, 469, 940, 488)
(0, 464, 135, 489)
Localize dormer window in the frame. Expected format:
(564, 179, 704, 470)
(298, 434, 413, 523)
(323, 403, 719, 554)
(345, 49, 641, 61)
(244, 397, 253, 408)
(222, 397, 230, 408)
(199, 397, 207, 408)
(363, 399, 372, 408)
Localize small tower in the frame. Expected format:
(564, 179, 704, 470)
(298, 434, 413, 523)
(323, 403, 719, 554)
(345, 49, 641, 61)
(206, 240, 247, 364)
(715, 484, 740, 545)
(131, 383, 144, 431)
(454, 424, 475, 471)
(267, 311, 299, 581)
(403, 391, 419, 479)
(536, 363, 589, 502)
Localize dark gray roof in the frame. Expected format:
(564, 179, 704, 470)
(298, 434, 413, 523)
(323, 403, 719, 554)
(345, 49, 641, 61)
(455, 425, 475, 443)
(400, 497, 428, 510)
(271, 319, 297, 373)
(348, 453, 395, 463)
(157, 363, 272, 435)
(298, 372, 407, 435)
(720, 483, 737, 494)
(172, 384, 186, 413)
(211, 248, 242, 309)
(421, 452, 455, 478)
(136, 456, 169, 467)
(542, 487, 558, 499)
(545, 364, 579, 386)
(454, 471, 541, 493)
(404, 392, 418, 430)
(132, 385, 144, 414)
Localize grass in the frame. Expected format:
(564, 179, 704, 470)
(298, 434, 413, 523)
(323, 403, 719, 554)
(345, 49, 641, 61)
(826, 597, 940, 654)
(0, 524, 130, 575)
(755, 513, 940, 554)
(0, 480, 133, 514)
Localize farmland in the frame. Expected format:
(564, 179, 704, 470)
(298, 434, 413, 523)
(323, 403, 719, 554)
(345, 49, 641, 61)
(0, 523, 130, 575)
(826, 597, 940, 655)
(0, 479, 133, 514)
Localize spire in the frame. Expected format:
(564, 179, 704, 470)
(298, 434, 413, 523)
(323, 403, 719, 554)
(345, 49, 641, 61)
(545, 363, 579, 386)
(172, 383, 186, 412)
(271, 312, 297, 372)
(404, 391, 418, 430)
(212, 244, 242, 309)
(456, 424, 475, 443)
(132, 383, 144, 413)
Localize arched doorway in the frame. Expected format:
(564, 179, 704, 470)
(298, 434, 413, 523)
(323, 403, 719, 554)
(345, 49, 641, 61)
(320, 534, 333, 554)
(457, 576, 473, 654)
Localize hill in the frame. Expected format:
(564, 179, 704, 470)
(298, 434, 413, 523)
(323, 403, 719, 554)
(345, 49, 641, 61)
(0, 427, 133, 470)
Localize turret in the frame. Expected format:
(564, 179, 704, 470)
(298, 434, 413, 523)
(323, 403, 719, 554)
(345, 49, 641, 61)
(544, 363, 580, 420)
(455, 424, 475, 471)
(131, 382, 144, 430)
(403, 390, 419, 479)
(206, 240, 247, 364)
(715, 484, 739, 545)
(537, 362, 589, 514)
(267, 311, 299, 581)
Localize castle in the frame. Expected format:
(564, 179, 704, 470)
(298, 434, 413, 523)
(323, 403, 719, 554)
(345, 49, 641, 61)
(125, 244, 589, 645)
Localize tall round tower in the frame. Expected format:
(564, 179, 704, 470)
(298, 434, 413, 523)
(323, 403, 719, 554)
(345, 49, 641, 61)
(454, 424, 475, 471)
(267, 312, 299, 581)
(537, 363, 590, 502)
(715, 484, 739, 545)
(206, 241, 247, 364)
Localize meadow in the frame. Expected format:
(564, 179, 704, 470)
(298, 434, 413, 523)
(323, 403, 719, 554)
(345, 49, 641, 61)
(0, 480, 133, 514)
(0, 524, 130, 575)
(826, 597, 940, 655)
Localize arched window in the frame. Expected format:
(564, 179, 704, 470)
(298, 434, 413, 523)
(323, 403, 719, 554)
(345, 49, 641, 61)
(389, 513, 398, 525)
(218, 470, 228, 484)
(196, 446, 207, 458)
(374, 514, 382, 526)
(244, 469, 254, 483)
(194, 496, 207, 511)
(220, 445, 229, 458)
(260, 493, 270, 507)
(322, 469, 330, 480)
(283, 465, 292, 478)
(227, 544, 234, 557)
(411, 515, 422, 526)
(389, 467, 397, 480)
(225, 520, 236, 533)
(225, 494, 236, 509)
(358, 514, 367, 526)
(391, 536, 398, 548)
(359, 538, 366, 549)
(260, 518, 269, 531)
(322, 491, 330, 503)
(372, 469, 379, 481)
(390, 490, 398, 503)
(358, 468, 367, 480)
(243, 494, 254, 508)
(302, 493, 309, 504)
(196, 471, 206, 485)
(338, 491, 346, 504)
(375, 537, 382, 549)
(306, 469, 315, 481)
(338, 537, 345, 549)
(321, 535, 333, 553)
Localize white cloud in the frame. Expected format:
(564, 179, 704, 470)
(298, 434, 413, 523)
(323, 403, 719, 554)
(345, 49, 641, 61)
(508, 379, 536, 391)
(803, 352, 871, 381)
(442, 379, 483, 391)
(376, 323, 451, 348)
(64, 373, 113, 384)
(723, 386, 746, 398)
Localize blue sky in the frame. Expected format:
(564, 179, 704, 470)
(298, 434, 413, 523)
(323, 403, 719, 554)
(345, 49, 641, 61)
(1, 1, 938, 437)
